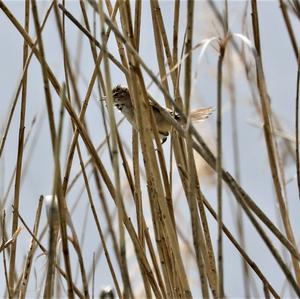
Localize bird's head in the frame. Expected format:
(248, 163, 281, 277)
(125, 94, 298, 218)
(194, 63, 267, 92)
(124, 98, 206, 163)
(101, 85, 132, 112)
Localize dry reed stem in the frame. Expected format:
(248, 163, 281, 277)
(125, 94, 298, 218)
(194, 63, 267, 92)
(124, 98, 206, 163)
(183, 1, 211, 297)
(18, 196, 43, 299)
(279, 0, 298, 59)
(2, 211, 11, 299)
(127, 27, 152, 291)
(1, 115, 37, 215)
(296, 50, 300, 200)
(149, 1, 176, 228)
(153, 0, 174, 86)
(216, 39, 226, 299)
(133, 0, 141, 51)
(176, 22, 219, 299)
(98, 1, 132, 297)
(131, 133, 146, 237)
(84, 209, 117, 282)
(196, 184, 218, 296)
(92, 171, 122, 271)
(92, 252, 95, 298)
(76, 142, 121, 298)
(187, 138, 210, 298)
(8, 1, 29, 294)
(226, 47, 251, 298)
(184, 0, 193, 116)
(172, 0, 179, 71)
(0, 227, 21, 254)
(60, 2, 82, 111)
(150, 110, 179, 297)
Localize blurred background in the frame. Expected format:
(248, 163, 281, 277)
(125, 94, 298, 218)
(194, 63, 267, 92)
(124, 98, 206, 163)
(1, 1, 300, 298)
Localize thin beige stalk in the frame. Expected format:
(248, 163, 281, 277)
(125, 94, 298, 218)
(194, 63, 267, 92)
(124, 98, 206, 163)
(149, 0, 175, 227)
(128, 42, 152, 294)
(19, 196, 43, 299)
(2, 211, 11, 299)
(279, 0, 298, 59)
(187, 137, 210, 298)
(0, 229, 21, 254)
(217, 40, 226, 299)
(92, 253, 95, 298)
(76, 142, 122, 298)
(227, 49, 250, 298)
(98, 1, 133, 297)
(8, 1, 29, 294)
(296, 51, 300, 199)
(184, 1, 210, 297)
(92, 171, 122, 270)
(196, 184, 218, 298)
(172, 0, 180, 69)
(133, 0, 142, 50)
(175, 142, 217, 298)
(1, 112, 38, 213)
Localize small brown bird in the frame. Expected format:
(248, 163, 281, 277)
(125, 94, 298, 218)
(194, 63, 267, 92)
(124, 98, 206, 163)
(102, 85, 213, 144)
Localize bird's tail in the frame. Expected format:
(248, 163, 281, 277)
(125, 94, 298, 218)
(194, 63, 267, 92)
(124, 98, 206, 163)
(190, 107, 214, 122)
